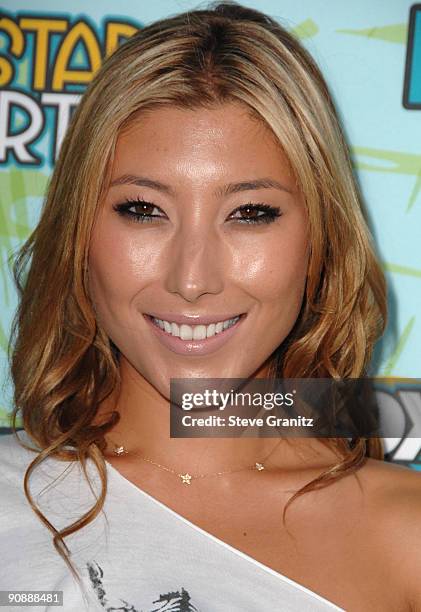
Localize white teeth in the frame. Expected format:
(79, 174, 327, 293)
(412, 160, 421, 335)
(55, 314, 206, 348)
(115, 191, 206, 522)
(193, 325, 207, 340)
(151, 316, 240, 339)
(180, 324, 192, 340)
(206, 323, 216, 338)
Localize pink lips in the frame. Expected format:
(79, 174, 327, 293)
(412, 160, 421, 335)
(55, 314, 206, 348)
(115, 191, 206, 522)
(144, 313, 246, 356)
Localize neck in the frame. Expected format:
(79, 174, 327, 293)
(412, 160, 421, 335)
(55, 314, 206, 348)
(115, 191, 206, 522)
(96, 356, 338, 475)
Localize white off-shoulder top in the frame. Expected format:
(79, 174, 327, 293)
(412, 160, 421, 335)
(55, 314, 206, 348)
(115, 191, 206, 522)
(0, 431, 345, 612)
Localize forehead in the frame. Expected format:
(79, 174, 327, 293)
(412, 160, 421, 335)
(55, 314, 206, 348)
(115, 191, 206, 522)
(110, 103, 295, 190)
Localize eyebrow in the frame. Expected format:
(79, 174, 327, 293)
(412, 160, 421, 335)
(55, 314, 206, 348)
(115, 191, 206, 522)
(215, 178, 293, 197)
(109, 174, 293, 196)
(110, 175, 175, 195)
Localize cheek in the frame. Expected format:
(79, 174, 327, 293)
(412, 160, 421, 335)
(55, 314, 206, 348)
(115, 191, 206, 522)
(87, 219, 161, 315)
(230, 226, 309, 305)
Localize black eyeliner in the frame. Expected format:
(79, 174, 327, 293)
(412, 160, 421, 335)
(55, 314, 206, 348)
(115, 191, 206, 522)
(113, 197, 164, 223)
(113, 199, 282, 225)
(230, 203, 282, 225)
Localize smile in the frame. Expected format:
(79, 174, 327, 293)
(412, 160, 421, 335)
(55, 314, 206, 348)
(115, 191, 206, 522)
(151, 315, 240, 340)
(143, 313, 246, 355)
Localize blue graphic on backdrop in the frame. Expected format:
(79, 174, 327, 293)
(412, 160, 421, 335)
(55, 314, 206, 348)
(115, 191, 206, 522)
(404, 4, 421, 108)
(0, 11, 140, 168)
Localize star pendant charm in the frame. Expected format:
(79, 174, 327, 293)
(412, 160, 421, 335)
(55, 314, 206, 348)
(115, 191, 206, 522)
(255, 462, 265, 471)
(114, 445, 128, 456)
(180, 473, 192, 485)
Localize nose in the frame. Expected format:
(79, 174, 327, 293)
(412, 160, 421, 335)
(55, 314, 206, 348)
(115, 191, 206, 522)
(163, 226, 224, 302)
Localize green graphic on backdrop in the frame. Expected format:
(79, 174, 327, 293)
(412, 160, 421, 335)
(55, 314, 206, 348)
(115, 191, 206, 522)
(383, 262, 421, 278)
(0, 170, 48, 305)
(337, 23, 407, 44)
(292, 18, 318, 40)
(382, 315, 416, 376)
(353, 147, 421, 212)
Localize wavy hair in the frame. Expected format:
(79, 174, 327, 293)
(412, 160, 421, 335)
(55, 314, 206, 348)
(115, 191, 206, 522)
(9, 1, 387, 581)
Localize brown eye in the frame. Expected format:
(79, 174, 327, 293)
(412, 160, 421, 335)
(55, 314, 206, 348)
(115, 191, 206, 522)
(131, 202, 155, 215)
(240, 206, 260, 220)
(113, 198, 166, 224)
(229, 203, 282, 225)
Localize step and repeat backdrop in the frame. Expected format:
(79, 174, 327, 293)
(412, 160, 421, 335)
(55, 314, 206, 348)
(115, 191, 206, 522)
(0, 1, 420, 466)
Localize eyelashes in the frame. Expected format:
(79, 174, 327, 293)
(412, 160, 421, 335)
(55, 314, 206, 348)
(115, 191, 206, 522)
(113, 197, 282, 225)
(113, 198, 161, 224)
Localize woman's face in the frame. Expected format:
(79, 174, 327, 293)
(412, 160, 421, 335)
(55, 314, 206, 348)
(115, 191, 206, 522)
(88, 102, 310, 398)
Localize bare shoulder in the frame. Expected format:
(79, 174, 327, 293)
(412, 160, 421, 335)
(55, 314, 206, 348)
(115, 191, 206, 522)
(356, 457, 421, 611)
(357, 455, 421, 485)
(357, 456, 421, 505)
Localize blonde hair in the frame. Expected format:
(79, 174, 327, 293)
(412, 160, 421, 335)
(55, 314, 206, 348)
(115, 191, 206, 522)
(10, 1, 387, 581)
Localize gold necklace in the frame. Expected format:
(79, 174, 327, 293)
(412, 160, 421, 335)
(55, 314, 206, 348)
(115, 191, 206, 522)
(108, 440, 282, 485)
